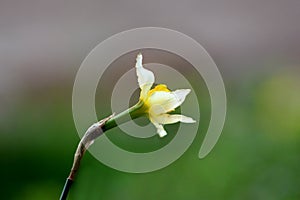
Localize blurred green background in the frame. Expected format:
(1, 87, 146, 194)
(1, 0, 300, 200)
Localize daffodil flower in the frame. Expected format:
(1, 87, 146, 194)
(134, 53, 195, 137)
(103, 53, 195, 137)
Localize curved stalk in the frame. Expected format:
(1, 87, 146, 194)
(60, 101, 145, 200)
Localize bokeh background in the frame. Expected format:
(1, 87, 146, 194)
(1, 0, 300, 199)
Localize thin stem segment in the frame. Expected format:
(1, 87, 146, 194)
(59, 101, 145, 200)
(102, 100, 145, 131)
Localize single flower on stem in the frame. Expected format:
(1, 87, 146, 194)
(133, 53, 195, 137)
(60, 53, 195, 200)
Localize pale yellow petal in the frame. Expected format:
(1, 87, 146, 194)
(156, 126, 167, 137)
(149, 115, 168, 137)
(172, 89, 191, 106)
(135, 53, 154, 99)
(152, 114, 196, 125)
(148, 89, 191, 115)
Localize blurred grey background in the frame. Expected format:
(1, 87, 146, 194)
(1, 0, 299, 96)
(1, 0, 300, 200)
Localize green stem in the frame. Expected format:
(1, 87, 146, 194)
(102, 100, 145, 131)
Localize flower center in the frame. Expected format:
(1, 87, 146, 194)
(147, 84, 170, 96)
(143, 84, 170, 110)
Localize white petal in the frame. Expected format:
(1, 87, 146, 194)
(148, 89, 191, 115)
(148, 92, 174, 114)
(135, 53, 155, 99)
(157, 126, 167, 137)
(149, 115, 168, 137)
(172, 89, 191, 106)
(152, 114, 196, 125)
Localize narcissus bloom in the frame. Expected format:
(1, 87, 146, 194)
(135, 53, 195, 137)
